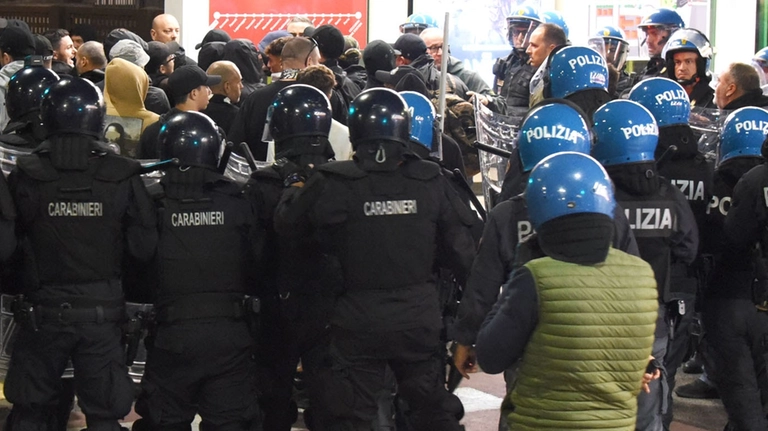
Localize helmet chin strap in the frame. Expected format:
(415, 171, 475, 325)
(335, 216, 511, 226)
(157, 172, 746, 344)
(676, 74, 698, 86)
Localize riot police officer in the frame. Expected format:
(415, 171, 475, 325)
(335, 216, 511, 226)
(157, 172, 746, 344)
(493, 6, 540, 116)
(1, 64, 59, 149)
(710, 107, 768, 430)
(629, 77, 714, 428)
(637, 8, 685, 80)
(661, 29, 715, 107)
(399, 13, 438, 35)
(593, 26, 632, 96)
(274, 88, 475, 430)
(4, 77, 158, 431)
(503, 45, 611, 203)
(453, 101, 640, 431)
(592, 99, 699, 431)
(132, 111, 263, 431)
(475, 152, 658, 430)
(246, 84, 337, 431)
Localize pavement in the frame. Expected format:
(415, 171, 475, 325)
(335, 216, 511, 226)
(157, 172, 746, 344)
(0, 365, 726, 431)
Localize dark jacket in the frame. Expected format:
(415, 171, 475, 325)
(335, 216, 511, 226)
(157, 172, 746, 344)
(228, 79, 294, 160)
(447, 56, 492, 95)
(410, 55, 469, 100)
(201, 94, 239, 136)
(723, 89, 768, 110)
(79, 69, 105, 84)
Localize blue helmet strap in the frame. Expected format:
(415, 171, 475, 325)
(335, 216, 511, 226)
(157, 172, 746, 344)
(537, 212, 613, 265)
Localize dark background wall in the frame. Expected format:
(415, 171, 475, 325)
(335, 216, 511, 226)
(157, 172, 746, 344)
(0, 0, 164, 42)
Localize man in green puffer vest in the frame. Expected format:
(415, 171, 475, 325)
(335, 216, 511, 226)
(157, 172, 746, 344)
(476, 152, 659, 431)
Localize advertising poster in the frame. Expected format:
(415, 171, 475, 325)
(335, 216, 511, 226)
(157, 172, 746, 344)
(207, 0, 368, 47)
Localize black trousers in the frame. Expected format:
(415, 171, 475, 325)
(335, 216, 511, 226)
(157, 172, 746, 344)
(257, 293, 334, 431)
(134, 319, 261, 431)
(4, 322, 133, 431)
(318, 326, 464, 431)
(704, 298, 768, 431)
(663, 294, 698, 430)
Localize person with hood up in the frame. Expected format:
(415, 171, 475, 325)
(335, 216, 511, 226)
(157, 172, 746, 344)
(221, 38, 265, 102)
(104, 57, 160, 142)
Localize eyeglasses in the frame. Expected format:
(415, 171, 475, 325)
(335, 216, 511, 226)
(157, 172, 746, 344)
(305, 37, 319, 67)
(426, 44, 444, 53)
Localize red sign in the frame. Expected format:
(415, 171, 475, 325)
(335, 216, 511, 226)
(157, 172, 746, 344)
(208, 0, 368, 48)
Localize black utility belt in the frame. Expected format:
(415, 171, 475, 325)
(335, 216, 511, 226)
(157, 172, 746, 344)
(154, 296, 259, 323)
(36, 304, 125, 324)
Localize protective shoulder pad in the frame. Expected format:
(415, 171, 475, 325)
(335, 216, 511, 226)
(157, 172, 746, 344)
(16, 154, 58, 182)
(0, 133, 34, 148)
(250, 166, 282, 181)
(317, 160, 367, 179)
(94, 154, 142, 182)
(402, 159, 441, 181)
(209, 176, 245, 197)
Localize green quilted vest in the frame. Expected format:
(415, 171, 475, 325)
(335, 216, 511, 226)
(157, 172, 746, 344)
(505, 248, 658, 431)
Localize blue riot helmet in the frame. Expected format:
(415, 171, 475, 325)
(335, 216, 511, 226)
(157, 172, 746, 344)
(348, 88, 410, 149)
(547, 45, 609, 99)
(400, 91, 435, 150)
(269, 84, 332, 152)
(541, 10, 569, 39)
(40, 77, 105, 138)
(591, 100, 659, 166)
(595, 26, 630, 71)
(628, 77, 691, 127)
(400, 13, 438, 34)
(526, 151, 615, 230)
(661, 28, 713, 85)
(718, 107, 768, 166)
(518, 101, 591, 172)
(7, 65, 59, 122)
(754, 47, 768, 72)
(637, 8, 685, 49)
(159, 111, 224, 170)
(507, 5, 541, 50)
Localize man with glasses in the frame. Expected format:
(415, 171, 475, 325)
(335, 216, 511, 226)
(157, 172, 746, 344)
(145, 41, 175, 91)
(229, 37, 320, 160)
(420, 27, 495, 101)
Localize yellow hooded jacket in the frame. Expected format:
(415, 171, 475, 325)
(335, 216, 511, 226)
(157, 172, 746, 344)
(104, 57, 159, 134)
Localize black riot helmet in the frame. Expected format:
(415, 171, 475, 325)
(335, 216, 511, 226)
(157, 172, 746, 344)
(269, 84, 332, 147)
(7, 65, 59, 122)
(348, 88, 410, 149)
(159, 111, 224, 170)
(40, 76, 105, 138)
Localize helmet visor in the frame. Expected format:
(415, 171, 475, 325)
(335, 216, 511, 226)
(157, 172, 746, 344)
(507, 19, 538, 50)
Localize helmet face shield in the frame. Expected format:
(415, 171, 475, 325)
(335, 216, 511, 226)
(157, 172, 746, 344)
(507, 19, 538, 50)
(605, 38, 629, 71)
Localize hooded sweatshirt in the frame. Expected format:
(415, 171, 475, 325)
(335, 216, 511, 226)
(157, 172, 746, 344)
(104, 58, 159, 134)
(222, 39, 265, 102)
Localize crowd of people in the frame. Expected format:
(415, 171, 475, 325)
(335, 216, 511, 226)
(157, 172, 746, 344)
(0, 4, 766, 431)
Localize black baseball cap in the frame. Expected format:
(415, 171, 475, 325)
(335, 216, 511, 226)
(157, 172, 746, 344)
(392, 33, 427, 62)
(363, 40, 397, 76)
(375, 65, 424, 86)
(310, 24, 345, 59)
(146, 41, 174, 73)
(0, 25, 35, 59)
(195, 29, 231, 50)
(167, 65, 222, 99)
